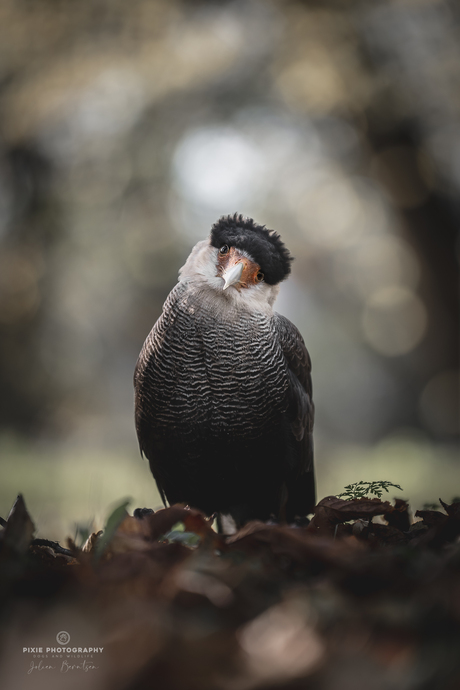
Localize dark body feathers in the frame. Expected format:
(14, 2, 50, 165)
(135, 283, 315, 525)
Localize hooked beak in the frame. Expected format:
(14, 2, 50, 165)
(222, 261, 244, 290)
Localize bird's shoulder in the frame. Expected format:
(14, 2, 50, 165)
(134, 282, 186, 381)
(272, 313, 312, 391)
(272, 312, 314, 448)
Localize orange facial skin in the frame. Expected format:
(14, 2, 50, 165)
(216, 246, 263, 290)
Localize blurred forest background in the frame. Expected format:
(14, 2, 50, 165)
(0, 0, 458, 540)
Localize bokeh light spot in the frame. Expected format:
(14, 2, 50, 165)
(362, 286, 427, 356)
(238, 600, 324, 683)
(172, 127, 264, 209)
(334, 235, 421, 300)
(295, 176, 366, 249)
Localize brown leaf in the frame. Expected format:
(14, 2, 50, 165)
(96, 515, 154, 558)
(29, 543, 78, 566)
(307, 496, 394, 536)
(227, 522, 365, 572)
(414, 510, 447, 528)
(384, 499, 410, 532)
(368, 523, 409, 546)
(411, 500, 460, 549)
(183, 512, 222, 545)
(2, 494, 35, 555)
(141, 505, 216, 542)
(226, 521, 268, 544)
(82, 530, 103, 554)
(439, 499, 460, 518)
(320, 495, 394, 518)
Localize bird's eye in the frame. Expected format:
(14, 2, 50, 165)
(219, 245, 230, 255)
(255, 272, 264, 282)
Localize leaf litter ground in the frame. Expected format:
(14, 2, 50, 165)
(1, 492, 460, 690)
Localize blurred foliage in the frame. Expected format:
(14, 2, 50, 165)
(2, 495, 460, 689)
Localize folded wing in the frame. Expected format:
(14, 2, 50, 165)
(273, 313, 315, 517)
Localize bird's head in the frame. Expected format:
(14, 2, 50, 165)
(179, 214, 293, 309)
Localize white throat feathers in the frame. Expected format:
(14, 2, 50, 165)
(178, 240, 280, 312)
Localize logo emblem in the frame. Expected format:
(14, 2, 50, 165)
(56, 631, 70, 645)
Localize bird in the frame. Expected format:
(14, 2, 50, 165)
(134, 213, 315, 527)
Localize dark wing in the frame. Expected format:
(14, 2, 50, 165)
(273, 312, 315, 517)
(134, 326, 168, 507)
(133, 284, 186, 507)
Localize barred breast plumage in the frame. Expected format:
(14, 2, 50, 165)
(134, 214, 315, 526)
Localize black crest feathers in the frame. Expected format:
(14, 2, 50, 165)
(210, 213, 293, 285)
